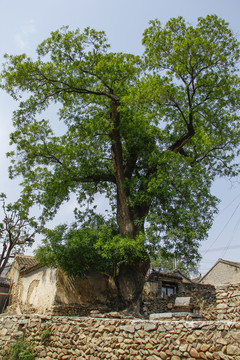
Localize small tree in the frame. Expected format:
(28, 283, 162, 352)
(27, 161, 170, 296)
(0, 194, 38, 275)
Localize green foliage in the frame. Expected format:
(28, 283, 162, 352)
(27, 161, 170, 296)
(3, 337, 35, 360)
(40, 326, 52, 345)
(2, 15, 240, 272)
(35, 224, 113, 276)
(35, 215, 147, 277)
(150, 249, 199, 277)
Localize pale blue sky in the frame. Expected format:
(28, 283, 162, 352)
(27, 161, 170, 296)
(0, 0, 240, 275)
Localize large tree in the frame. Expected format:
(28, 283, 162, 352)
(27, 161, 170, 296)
(1, 15, 240, 308)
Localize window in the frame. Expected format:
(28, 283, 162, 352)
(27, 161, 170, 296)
(161, 284, 175, 297)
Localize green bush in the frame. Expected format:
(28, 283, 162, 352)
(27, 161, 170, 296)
(3, 337, 35, 360)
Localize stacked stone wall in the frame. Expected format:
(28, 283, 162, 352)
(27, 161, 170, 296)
(1, 314, 240, 359)
(180, 283, 217, 320)
(215, 282, 240, 321)
(142, 282, 216, 320)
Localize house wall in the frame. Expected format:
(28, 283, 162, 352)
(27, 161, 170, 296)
(201, 262, 240, 286)
(6, 267, 120, 316)
(52, 269, 119, 316)
(55, 269, 118, 306)
(6, 261, 20, 286)
(9, 267, 57, 313)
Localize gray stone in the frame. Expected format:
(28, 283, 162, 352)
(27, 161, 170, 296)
(144, 322, 157, 331)
(149, 313, 173, 320)
(227, 344, 240, 355)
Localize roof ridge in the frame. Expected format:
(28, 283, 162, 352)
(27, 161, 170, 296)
(219, 258, 240, 266)
(15, 254, 35, 258)
(200, 258, 240, 283)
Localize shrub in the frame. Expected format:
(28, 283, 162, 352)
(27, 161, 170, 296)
(3, 337, 35, 360)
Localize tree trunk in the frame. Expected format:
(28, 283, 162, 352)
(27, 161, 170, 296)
(116, 260, 150, 314)
(110, 99, 136, 237)
(110, 98, 150, 314)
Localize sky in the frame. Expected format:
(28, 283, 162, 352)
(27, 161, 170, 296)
(0, 0, 240, 275)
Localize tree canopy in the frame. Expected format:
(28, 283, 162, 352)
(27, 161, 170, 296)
(1, 15, 240, 277)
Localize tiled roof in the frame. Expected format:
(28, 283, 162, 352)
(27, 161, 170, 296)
(14, 255, 40, 272)
(147, 270, 182, 282)
(168, 269, 193, 283)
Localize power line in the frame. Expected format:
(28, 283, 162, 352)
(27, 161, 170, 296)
(221, 213, 240, 258)
(216, 192, 240, 216)
(202, 200, 240, 256)
(201, 244, 240, 253)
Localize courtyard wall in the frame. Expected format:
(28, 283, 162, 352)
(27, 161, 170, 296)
(1, 314, 240, 360)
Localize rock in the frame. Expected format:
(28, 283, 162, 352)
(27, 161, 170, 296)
(216, 303, 228, 310)
(98, 325, 105, 332)
(144, 323, 157, 332)
(199, 352, 208, 360)
(200, 344, 211, 352)
(179, 343, 188, 353)
(105, 312, 122, 318)
(159, 352, 167, 360)
(216, 337, 228, 345)
(149, 313, 173, 320)
(90, 310, 100, 314)
(122, 325, 135, 333)
(217, 352, 230, 360)
(189, 348, 200, 358)
(227, 344, 240, 355)
(205, 351, 214, 360)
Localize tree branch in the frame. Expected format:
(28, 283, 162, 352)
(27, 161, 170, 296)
(168, 121, 195, 154)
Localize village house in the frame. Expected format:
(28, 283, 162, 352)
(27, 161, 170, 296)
(4, 254, 217, 317)
(199, 258, 240, 286)
(6, 254, 118, 315)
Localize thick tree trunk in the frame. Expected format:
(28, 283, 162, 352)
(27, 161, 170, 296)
(110, 99, 136, 237)
(116, 260, 150, 314)
(110, 98, 150, 314)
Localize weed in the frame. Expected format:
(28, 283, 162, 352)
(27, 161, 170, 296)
(40, 326, 52, 345)
(3, 336, 35, 360)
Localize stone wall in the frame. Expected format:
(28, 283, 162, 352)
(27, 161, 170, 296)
(1, 314, 240, 359)
(216, 282, 240, 321)
(179, 283, 217, 320)
(142, 281, 216, 320)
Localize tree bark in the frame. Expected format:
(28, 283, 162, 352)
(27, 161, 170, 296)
(109, 99, 150, 314)
(110, 99, 136, 237)
(116, 260, 150, 314)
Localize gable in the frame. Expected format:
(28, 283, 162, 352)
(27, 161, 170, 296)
(200, 259, 240, 286)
